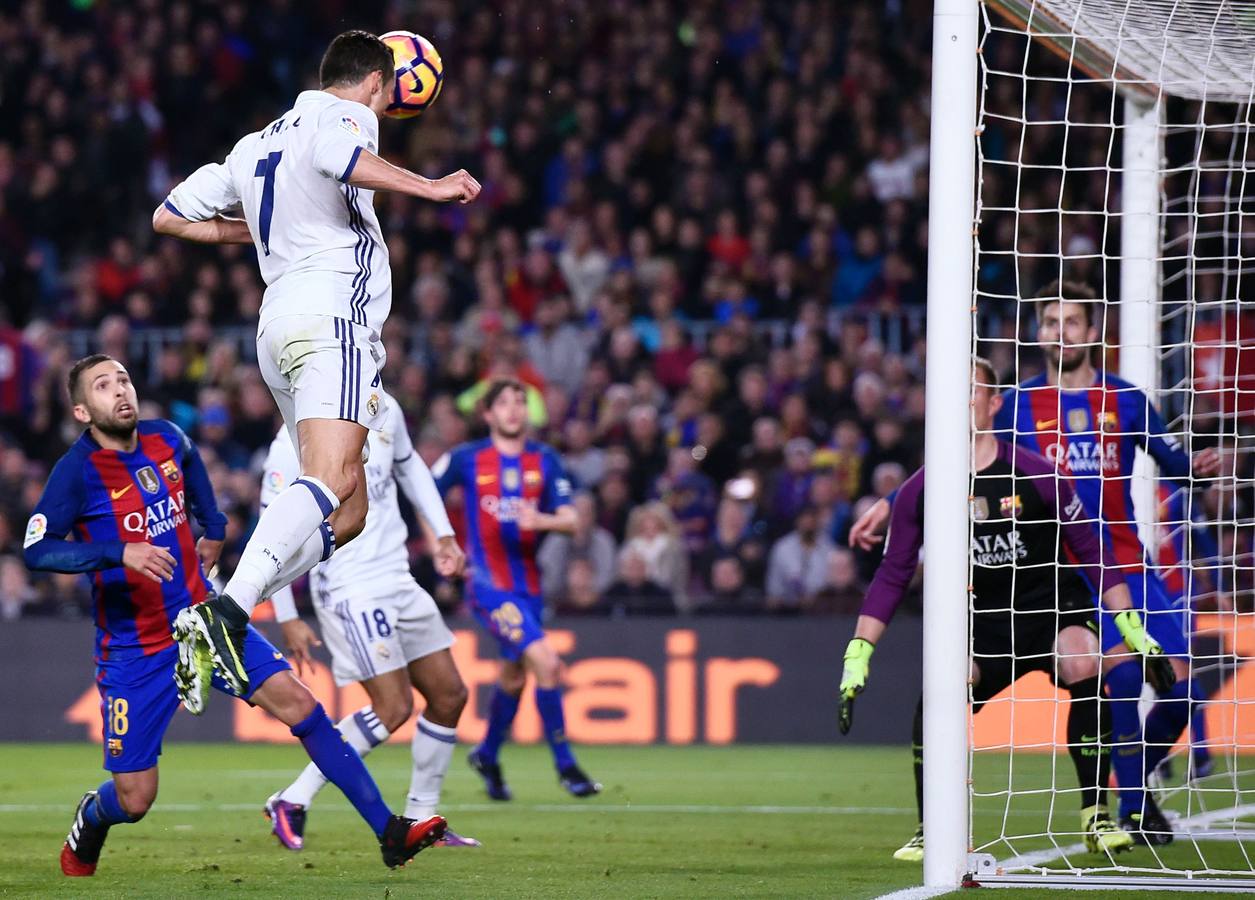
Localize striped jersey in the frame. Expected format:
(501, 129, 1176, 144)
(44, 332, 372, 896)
(994, 372, 1191, 574)
(164, 90, 390, 338)
(23, 420, 226, 661)
(433, 438, 573, 599)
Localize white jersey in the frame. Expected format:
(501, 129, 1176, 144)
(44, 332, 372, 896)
(165, 90, 391, 338)
(261, 395, 413, 596)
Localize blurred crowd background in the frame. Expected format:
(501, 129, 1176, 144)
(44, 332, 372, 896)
(0, 0, 1243, 622)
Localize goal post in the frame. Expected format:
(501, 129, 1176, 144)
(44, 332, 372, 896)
(922, 0, 1255, 891)
(921, 0, 981, 889)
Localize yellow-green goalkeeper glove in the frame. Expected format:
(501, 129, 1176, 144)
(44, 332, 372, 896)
(839, 638, 874, 735)
(1114, 609, 1176, 693)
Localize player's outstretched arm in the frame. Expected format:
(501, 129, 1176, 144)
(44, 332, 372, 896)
(346, 149, 481, 203)
(152, 203, 253, 245)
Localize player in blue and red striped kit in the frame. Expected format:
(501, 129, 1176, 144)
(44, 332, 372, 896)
(434, 379, 600, 799)
(24, 355, 446, 876)
(994, 281, 1222, 843)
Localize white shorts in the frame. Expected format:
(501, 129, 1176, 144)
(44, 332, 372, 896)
(313, 578, 455, 687)
(257, 314, 387, 447)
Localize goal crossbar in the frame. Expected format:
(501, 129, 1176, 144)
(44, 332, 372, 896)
(987, 0, 1255, 102)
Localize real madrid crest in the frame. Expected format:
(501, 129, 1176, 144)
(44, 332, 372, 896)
(503, 467, 520, 491)
(136, 466, 161, 494)
(367, 393, 380, 417)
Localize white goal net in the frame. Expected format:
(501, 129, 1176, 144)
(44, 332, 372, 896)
(962, 0, 1255, 890)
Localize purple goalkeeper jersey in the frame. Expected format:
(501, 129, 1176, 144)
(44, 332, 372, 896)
(860, 440, 1123, 624)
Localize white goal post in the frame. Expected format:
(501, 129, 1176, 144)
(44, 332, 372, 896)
(924, 0, 1255, 891)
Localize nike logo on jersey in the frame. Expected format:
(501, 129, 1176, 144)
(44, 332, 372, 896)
(1035, 418, 1057, 430)
(477, 474, 497, 485)
(110, 485, 133, 500)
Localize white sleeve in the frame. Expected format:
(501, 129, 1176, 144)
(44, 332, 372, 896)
(259, 433, 300, 507)
(269, 583, 299, 623)
(165, 160, 241, 222)
(310, 107, 373, 183)
(390, 413, 454, 538)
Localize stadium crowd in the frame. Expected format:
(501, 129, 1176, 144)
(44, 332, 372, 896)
(14, 0, 1228, 623)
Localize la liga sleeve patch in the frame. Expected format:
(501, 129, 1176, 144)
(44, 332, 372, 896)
(23, 513, 47, 549)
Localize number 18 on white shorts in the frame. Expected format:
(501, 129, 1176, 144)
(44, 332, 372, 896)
(314, 579, 454, 687)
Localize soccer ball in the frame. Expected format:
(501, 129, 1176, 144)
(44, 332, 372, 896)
(380, 30, 443, 119)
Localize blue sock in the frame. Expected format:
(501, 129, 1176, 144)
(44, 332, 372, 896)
(535, 686, 577, 771)
(291, 703, 390, 836)
(1191, 678, 1212, 771)
(1105, 660, 1147, 819)
(1143, 679, 1190, 776)
(477, 686, 520, 764)
(83, 780, 136, 828)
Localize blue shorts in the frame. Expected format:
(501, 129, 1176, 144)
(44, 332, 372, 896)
(467, 583, 545, 662)
(95, 624, 290, 773)
(1098, 570, 1189, 659)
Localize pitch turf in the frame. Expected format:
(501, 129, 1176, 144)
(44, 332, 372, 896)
(0, 743, 1251, 898)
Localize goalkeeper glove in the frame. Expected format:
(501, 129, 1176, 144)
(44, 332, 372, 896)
(1113, 609, 1176, 693)
(839, 638, 875, 735)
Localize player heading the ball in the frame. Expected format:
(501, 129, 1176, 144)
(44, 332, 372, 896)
(152, 30, 480, 708)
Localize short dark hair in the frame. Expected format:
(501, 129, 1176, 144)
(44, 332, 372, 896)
(483, 378, 526, 410)
(319, 30, 393, 90)
(67, 353, 118, 404)
(1034, 279, 1098, 328)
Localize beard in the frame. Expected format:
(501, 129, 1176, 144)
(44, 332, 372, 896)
(93, 412, 137, 441)
(494, 422, 525, 439)
(1047, 346, 1090, 373)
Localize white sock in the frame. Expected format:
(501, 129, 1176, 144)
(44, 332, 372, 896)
(225, 476, 338, 615)
(279, 707, 389, 808)
(264, 521, 335, 598)
(405, 715, 457, 821)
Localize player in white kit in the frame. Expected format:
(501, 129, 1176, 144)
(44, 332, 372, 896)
(259, 391, 480, 849)
(152, 31, 480, 708)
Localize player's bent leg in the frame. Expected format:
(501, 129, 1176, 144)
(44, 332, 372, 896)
(61, 769, 156, 877)
(299, 417, 369, 544)
(269, 668, 409, 849)
(469, 660, 524, 802)
(1055, 626, 1132, 854)
(249, 670, 447, 864)
(523, 640, 600, 797)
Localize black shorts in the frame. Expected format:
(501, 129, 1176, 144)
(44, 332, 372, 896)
(970, 598, 1096, 707)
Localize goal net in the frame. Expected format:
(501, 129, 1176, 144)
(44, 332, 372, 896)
(961, 0, 1255, 890)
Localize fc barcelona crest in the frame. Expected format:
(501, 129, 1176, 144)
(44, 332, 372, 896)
(971, 497, 989, 522)
(136, 466, 161, 494)
(999, 494, 1023, 518)
(160, 459, 181, 483)
(1067, 408, 1089, 433)
(503, 468, 520, 491)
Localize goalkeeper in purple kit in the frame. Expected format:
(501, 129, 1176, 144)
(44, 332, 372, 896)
(837, 357, 1171, 862)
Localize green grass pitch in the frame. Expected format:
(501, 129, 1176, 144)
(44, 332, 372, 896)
(0, 743, 1250, 898)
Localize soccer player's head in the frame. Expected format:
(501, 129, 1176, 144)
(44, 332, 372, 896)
(971, 355, 1002, 431)
(1034, 280, 1099, 374)
(319, 30, 395, 116)
(68, 354, 138, 439)
(482, 378, 528, 440)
